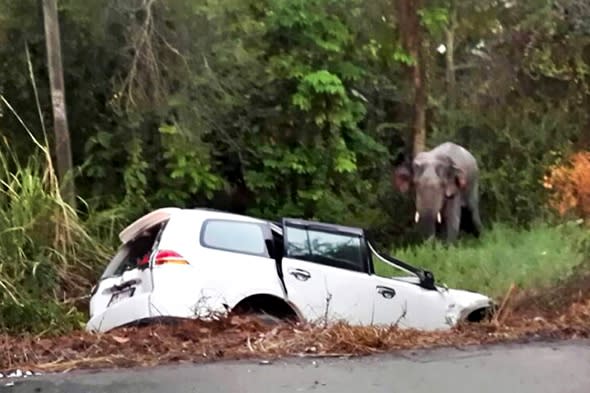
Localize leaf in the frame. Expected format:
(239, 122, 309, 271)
(95, 131, 112, 148)
(301, 70, 345, 96)
(159, 124, 178, 135)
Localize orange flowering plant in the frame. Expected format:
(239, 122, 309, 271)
(543, 152, 590, 219)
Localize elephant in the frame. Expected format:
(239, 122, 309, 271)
(392, 142, 483, 243)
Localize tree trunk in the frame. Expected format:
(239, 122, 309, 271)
(42, 0, 75, 207)
(412, 46, 426, 157)
(396, 0, 427, 157)
(445, 0, 457, 111)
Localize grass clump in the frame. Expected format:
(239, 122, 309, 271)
(0, 143, 113, 335)
(374, 222, 589, 298)
(0, 299, 85, 336)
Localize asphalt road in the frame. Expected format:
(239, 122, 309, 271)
(3, 340, 590, 393)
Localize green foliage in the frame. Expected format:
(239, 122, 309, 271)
(235, 0, 388, 224)
(374, 222, 589, 298)
(0, 299, 84, 336)
(418, 6, 449, 38)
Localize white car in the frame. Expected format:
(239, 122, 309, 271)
(86, 207, 495, 333)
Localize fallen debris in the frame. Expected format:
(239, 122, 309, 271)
(2, 272, 590, 374)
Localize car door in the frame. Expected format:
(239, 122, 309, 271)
(280, 219, 375, 325)
(370, 259, 452, 330)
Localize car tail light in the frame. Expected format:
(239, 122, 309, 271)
(154, 250, 190, 266)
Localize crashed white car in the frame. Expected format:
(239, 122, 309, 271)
(87, 207, 495, 333)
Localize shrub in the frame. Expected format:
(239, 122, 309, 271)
(543, 151, 590, 219)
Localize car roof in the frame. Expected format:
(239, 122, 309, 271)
(119, 207, 364, 243)
(119, 207, 268, 243)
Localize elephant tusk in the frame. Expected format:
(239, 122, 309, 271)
(437, 212, 442, 223)
(414, 211, 420, 223)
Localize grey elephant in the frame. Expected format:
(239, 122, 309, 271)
(392, 142, 483, 243)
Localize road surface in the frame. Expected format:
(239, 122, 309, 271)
(3, 339, 590, 393)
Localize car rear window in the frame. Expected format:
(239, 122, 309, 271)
(101, 224, 163, 279)
(201, 219, 269, 256)
(285, 226, 365, 272)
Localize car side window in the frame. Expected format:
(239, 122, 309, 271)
(201, 219, 269, 257)
(285, 226, 365, 272)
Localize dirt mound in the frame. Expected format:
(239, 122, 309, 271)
(2, 276, 590, 374)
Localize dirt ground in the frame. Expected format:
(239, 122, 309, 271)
(2, 269, 590, 374)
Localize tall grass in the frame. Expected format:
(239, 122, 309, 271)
(0, 139, 116, 334)
(374, 222, 589, 298)
(0, 83, 130, 334)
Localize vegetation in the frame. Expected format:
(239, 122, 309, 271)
(374, 222, 589, 298)
(544, 152, 590, 219)
(0, 140, 120, 334)
(1, 0, 590, 334)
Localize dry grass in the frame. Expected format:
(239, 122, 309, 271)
(3, 274, 590, 374)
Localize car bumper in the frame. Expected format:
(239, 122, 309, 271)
(444, 289, 496, 326)
(86, 289, 230, 333)
(86, 291, 153, 333)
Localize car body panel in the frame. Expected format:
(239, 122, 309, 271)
(371, 275, 453, 329)
(87, 292, 152, 332)
(280, 257, 330, 323)
(319, 266, 375, 325)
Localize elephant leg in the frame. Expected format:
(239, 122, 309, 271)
(443, 196, 461, 243)
(467, 184, 483, 238)
(469, 206, 483, 238)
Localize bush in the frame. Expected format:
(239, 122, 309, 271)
(544, 151, 590, 219)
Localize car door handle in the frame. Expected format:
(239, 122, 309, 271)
(377, 286, 396, 299)
(289, 269, 311, 281)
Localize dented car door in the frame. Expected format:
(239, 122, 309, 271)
(280, 219, 375, 325)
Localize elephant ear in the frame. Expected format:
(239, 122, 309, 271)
(445, 164, 467, 198)
(393, 165, 412, 193)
